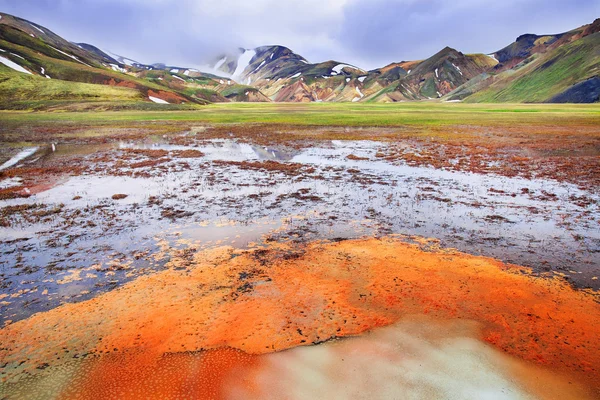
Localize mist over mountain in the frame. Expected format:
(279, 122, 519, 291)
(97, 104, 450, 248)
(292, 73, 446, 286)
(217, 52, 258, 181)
(0, 10, 598, 108)
(1, 0, 598, 70)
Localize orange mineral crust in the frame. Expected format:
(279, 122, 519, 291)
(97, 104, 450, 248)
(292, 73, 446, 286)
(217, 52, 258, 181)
(0, 237, 599, 392)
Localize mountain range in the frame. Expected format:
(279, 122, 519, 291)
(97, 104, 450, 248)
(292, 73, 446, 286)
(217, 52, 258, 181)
(0, 11, 598, 109)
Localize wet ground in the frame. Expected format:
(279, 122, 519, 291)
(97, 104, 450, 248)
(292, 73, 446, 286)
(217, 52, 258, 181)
(0, 123, 599, 398)
(0, 130, 598, 325)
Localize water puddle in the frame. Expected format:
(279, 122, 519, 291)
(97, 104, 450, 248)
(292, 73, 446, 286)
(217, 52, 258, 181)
(119, 138, 299, 162)
(0, 147, 38, 171)
(1, 139, 598, 325)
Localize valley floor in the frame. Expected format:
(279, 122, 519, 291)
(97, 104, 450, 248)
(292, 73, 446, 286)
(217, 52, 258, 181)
(0, 103, 599, 399)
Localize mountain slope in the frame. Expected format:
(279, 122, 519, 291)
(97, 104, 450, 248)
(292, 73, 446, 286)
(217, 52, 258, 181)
(367, 48, 498, 102)
(206, 45, 369, 101)
(457, 19, 600, 104)
(0, 11, 598, 105)
(0, 12, 252, 108)
(490, 20, 597, 71)
(464, 31, 600, 103)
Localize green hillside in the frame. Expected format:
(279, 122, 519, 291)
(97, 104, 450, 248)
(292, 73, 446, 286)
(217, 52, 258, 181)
(466, 32, 600, 103)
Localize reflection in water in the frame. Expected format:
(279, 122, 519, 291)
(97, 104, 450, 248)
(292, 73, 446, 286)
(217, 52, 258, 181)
(0, 147, 38, 171)
(119, 138, 299, 162)
(1, 139, 599, 323)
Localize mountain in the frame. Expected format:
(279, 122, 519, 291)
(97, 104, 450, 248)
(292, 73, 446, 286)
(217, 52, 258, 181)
(205, 45, 369, 102)
(365, 48, 498, 102)
(448, 19, 600, 103)
(0, 11, 598, 107)
(0, 12, 247, 109)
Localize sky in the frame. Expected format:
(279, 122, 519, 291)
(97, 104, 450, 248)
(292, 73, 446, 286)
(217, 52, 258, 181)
(1, 0, 598, 70)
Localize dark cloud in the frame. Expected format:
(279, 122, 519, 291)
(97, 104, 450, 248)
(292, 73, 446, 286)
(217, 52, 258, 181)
(0, 0, 597, 70)
(339, 0, 600, 68)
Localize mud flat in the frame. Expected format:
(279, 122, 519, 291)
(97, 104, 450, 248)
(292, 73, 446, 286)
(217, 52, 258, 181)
(0, 113, 598, 398)
(0, 237, 599, 399)
(0, 133, 598, 325)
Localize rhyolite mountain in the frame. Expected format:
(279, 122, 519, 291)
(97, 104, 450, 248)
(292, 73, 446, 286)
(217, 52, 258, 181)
(0, 11, 598, 109)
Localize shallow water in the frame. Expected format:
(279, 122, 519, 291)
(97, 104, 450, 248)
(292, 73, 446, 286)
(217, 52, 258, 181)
(0, 147, 38, 171)
(1, 139, 598, 324)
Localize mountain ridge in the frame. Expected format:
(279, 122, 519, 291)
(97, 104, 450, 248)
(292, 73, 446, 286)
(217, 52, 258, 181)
(0, 11, 598, 108)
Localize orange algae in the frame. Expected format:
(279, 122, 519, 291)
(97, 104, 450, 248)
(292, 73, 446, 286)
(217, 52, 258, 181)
(0, 237, 599, 396)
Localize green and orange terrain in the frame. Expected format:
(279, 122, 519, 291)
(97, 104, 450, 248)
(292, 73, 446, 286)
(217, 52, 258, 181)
(0, 11, 598, 108)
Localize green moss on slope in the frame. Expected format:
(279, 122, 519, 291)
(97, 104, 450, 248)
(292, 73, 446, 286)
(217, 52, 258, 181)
(466, 32, 600, 103)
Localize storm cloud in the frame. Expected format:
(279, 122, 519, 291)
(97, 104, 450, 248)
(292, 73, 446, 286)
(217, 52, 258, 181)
(0, 0, 598, 69)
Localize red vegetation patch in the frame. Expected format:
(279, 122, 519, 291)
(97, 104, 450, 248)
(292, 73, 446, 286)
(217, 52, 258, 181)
(147, 90, 187, 104)
(104, 78, 139, 89)
(1, 237, 599, 394)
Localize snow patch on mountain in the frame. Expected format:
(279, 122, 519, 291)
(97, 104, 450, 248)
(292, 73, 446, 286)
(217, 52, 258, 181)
(232, 49, 256, 79)
(356, 87, 364, 97)
(110, 64, 126, 73)
(214, 57, 227, 70)
(332, 63, 355, 74)
(253, 60, 266, 73)
(29, 23, 44, 34)
(48, 46, 91, 67)
(149, 96, 169, 104)
(452, 63, 463, 75)
(0, 56, 32, 74)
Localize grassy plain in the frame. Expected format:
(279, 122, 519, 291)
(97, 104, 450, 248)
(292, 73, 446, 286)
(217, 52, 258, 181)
(1, 102, 599, 129)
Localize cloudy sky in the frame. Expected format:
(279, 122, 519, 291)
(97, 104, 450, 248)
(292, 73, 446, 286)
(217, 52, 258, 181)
(1, 0, 598, 69)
